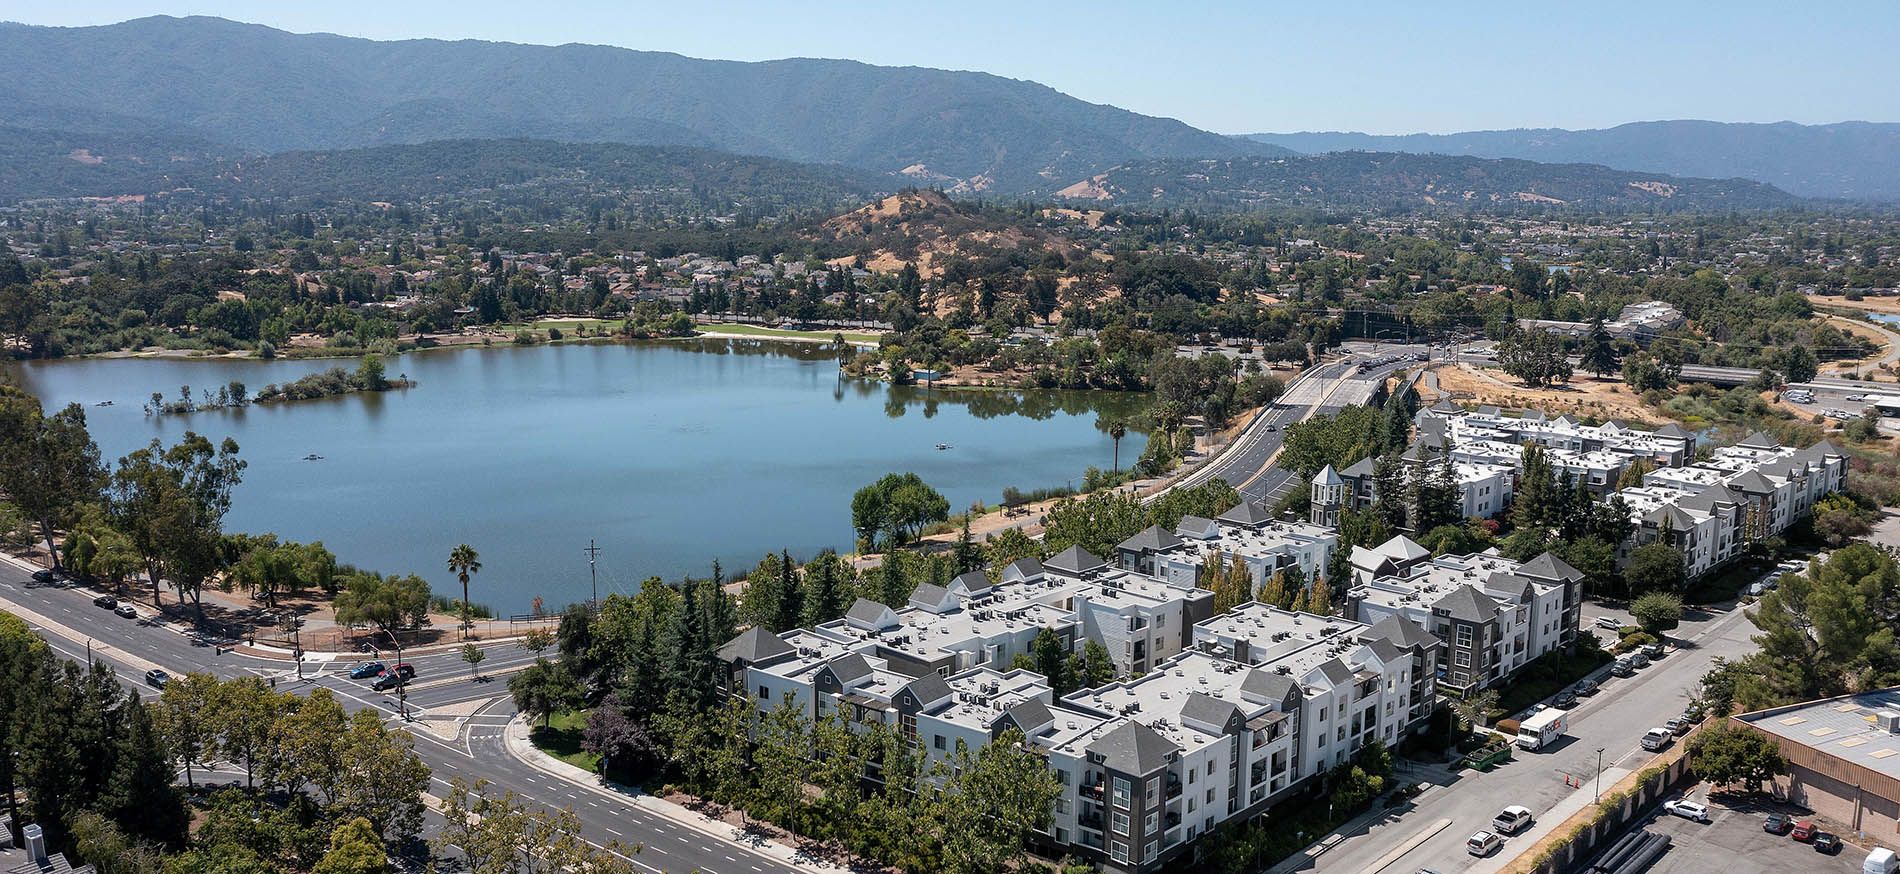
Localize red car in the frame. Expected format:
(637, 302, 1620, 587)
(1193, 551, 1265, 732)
(1791, 821, 1817, 842)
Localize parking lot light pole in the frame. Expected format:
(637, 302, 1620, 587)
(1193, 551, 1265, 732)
(1595, 747, 1605, 804)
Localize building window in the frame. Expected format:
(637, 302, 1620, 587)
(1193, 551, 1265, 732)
(757, 685, 768, 699)
(1146, 776, 1159, 797)
(1144, 811, 1158, 834)
(1455, 625, 1473, 647)
(1111, 842, 1128, 863)
(1113, 812, 1129, 835)
(1146, 841, 1159, 860)
(934, 735, 946, 750)
(1113, 777, 1132, 808)
(1454, 651, 1470, 668)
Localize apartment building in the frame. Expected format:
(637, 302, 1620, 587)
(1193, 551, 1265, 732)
(1345, 549, 1582, 696)
(1619, 433, 1848, 576)
(1333, 444, 1517, 523)
(1114, 505, 1339, 589)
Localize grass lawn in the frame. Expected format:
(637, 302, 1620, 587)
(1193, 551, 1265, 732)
(495, 319, 628, 334)
(1492, 647, 1615, 717)
(696, 322, 882, 344)
(528, 709, 600, 772)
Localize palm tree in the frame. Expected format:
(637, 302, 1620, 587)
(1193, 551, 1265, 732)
(1108, 421, 1128, 472)
(447, 544, 481, 640)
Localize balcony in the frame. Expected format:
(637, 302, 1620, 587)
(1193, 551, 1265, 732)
(1078, 811, 1105, 832)
(1165, 810, 1182, 829)
(1165, 773, 1182, 800)
(1080, 779, 1105, 801)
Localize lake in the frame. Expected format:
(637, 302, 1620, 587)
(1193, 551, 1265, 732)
(1, 340, 1147, 615)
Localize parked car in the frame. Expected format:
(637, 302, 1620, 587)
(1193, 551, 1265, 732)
(1595, 616, 1623, 630)
(1552, 690, 1578, 709)
(1610, 659, 1635, 678)
(31, 569, 55, 584)
(92, 594, 117, 608)
(1663, 799, 1710, 823)
(1644, 642, 1666, 659)
(115, 604, 137, 619)
(1575, 678, 1600, 696)
(1792, 821, 1818, 842)
(1665, 717, 1690, 736)
(1763, 814, 1794, 834)
(1466, 831, 1502, 857)
(348, 661, 386, 680)
(1683, 704, 1706, 723)
(1493, 805, 1534, 835)
(1630, 652, 1651, 668)
(1641, 727, 1673, 752)
(144, 669, 170, 689)
(1814, 833, 1843, 854)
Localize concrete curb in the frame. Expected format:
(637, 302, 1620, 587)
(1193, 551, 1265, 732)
(499, 714, 846, 874)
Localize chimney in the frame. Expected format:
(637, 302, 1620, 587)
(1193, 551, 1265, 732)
(24, 822, 46, 864)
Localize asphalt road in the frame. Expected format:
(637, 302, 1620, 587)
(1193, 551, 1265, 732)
(1289, 590, 1764, 874)
(0, 562, 806, 874)
(1189, 355, 1419, 508)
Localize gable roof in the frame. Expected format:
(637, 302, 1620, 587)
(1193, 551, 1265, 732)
(949, 571, 992, 594)
(1359, 614, 1437, 651)
(1378, 534, 1430, 563)
(1179, 691, 1241, 734)
(1175, 515, 1219, 539)
(1119, 525, 1184, 553)
(1655, 423, 1692, 438)
(1645, 503, 1700, 530)
(1217, 500, 1273, 526)
(1091, 720, 1177, 774)
(1429, 398, 1464, 413)
(826, 652, 875, 685)
(846, 597, 899, 630)
(1340, 456, 1378, 479)
(1434, 585, 1499, 622)
(1003, 557, 1045, 581)
(1727, 469, 1775, 494)
(908, 583, 955, 613)
(1737, 430, 1781, 450)
(1004, 698, 1055, 735)
(1313, 658, 1355, 687)
(1240, 668, 1299, 705)
(717, 627, 794, 665)
(1046, 545, 1108, 575)
(903, 671, 953, 706)
(1517, 551, 1583, 583)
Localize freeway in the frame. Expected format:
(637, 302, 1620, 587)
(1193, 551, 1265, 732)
(0, 560, 810, 874)
(1286, 593, 1763, 874)
(1179, 353, 1421, 509)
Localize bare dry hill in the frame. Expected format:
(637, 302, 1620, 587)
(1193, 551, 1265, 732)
(816, 189, 1094, 279)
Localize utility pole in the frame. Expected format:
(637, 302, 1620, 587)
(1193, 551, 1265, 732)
(1595, 747, 1605, 804)
(584, 540, 602, 612)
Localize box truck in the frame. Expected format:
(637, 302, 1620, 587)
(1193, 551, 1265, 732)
(1515, 708, 1569, 750)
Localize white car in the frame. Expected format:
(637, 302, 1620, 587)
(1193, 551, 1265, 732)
(1493, 805, 1534, 835)
(1466, 831, 1503, 856)
(1663, 799, 1711, 822)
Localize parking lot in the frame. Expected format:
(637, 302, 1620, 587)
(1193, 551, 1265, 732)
(1636, 791, 1867, 874)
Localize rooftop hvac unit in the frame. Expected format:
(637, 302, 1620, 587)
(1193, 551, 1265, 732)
(1879, 711, 1900, 733)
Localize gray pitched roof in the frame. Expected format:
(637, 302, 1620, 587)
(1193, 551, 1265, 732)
(1364, 637, 1405, 663)
(909, 583, 952, 607)
(1045, 545, 1108, 575)
(1738, 430, 1781, 449)
(846, 597, 897, 628)
(1175, 515, 1218, 537)
(1004, 557, 1044, 579)
(1646, 503, 1699, 530)
(1004, 698, 1055, 734)
(1240, 668, 1298, 703)
(1091, 720, 1177, 774)
(950, 571, 991, 593)
(1217, 500, 1273, 526)
(1119, 525, 1184, 553)
(1727, 469, 1775, 494)
(1655, 423, 1692, 438)
(827, 653, 874, 684)
(1434, 585, 1499, 622)
(1359, 613, 1437, 650)
(717, 627, 794, 665)
(1517, 551, 1583, 583)
(903, 671, 953, 705)
(1340, 456, 1378, 479)
(1315, 658, 1354, 687)
(1313, 464, 1343, 487)
(1519, 409, 1546, 422)
(1429, 398, 1464, 413)
(1179, 691, 1241, 733)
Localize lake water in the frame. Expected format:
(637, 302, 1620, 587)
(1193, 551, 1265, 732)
(2, 340, 1146, 614)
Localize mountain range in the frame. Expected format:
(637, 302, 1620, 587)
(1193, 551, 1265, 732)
(1248, 122, 1900, 200)
(0, 15, 1284, 194)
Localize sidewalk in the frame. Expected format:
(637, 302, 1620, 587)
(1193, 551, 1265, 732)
(499, 715, 847, 874)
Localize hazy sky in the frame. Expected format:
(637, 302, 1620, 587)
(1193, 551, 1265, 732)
(7, 1, 1896, 135)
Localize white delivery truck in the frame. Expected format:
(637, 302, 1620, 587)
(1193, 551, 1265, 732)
(1866, 847, 1897, 874)
(1515, 709, 1570, 750)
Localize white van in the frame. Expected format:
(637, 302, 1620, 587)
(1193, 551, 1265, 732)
(1641, 727, 1673, 752)
(1866, 847, 1897, 874)
(1467, 831, 1502, 856)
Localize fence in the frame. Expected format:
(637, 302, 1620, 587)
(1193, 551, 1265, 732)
(1511, 753, 1697, 874)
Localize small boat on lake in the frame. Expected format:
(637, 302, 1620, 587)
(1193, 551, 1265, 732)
(303, 453, 324, 461)
(936, 443, 952, 450)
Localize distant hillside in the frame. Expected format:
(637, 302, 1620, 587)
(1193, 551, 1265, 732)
(812, 189, 1090, 278)
(0, 15, 1286, 193)
(0, 137, 889, 211)
(1058, 152, 1801, 212)
(1247, 121, 1900, 200)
